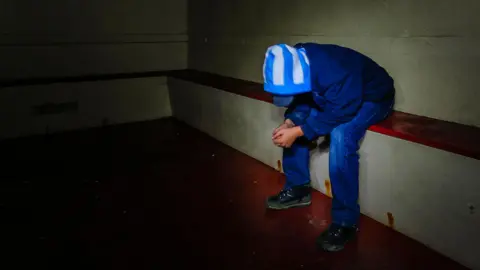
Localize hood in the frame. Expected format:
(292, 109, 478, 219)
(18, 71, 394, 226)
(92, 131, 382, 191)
(262, 44, 311, 106)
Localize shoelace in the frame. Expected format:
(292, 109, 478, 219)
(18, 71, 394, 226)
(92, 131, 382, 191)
(278, 188, 293, 200)
(328, 226, 343, 237)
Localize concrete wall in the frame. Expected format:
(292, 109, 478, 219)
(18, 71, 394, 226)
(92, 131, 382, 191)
(0, 0, 187, 78)
(169, 78, 480, 270)
(0, 77, 171, 139)
(188, 0, 480, 128)
(0, 0, 187, 138)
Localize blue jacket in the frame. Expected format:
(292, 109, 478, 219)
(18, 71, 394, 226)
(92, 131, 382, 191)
(285, 43, 394, 140)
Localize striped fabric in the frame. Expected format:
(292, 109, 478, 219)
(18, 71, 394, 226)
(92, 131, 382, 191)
(263, 44, 311, 95)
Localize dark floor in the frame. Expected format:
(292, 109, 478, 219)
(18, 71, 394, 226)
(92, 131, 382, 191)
(0, 118, 469, 269)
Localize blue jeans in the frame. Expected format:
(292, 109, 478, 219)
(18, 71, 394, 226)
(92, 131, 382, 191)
(282, 99, 394, 226)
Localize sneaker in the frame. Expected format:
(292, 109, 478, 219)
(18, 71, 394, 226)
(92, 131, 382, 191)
(266, 185, 311, 210)
(316, 223, 358, 252)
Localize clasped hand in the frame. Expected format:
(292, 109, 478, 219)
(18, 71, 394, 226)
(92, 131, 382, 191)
(272, 120, 303, 148)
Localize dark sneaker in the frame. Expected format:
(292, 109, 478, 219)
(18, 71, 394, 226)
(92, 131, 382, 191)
(266, 185, 311, 210)
(316, 223, 358, 252)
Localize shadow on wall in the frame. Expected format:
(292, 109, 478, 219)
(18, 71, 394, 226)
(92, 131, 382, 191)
(0, 0, 187, 79)
(393, 80, 405, 113)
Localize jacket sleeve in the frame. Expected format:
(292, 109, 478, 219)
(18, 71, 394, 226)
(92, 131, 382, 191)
(300, 74, 363, 140)
(284, 103, 311, 125)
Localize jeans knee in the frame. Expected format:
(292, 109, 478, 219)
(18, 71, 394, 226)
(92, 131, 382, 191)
(330, 125, 346, 145)
(330, 124, 361, 155)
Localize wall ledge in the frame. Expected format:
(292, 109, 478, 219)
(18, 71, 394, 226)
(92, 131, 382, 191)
(2, 69, 479, 160)
(169, 69, 480, 160)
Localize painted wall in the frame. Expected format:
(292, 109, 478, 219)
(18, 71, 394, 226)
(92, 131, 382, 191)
(169, 78, 480, 270)
(0, 0, 187, 78)
(0, 77, 171, 139)
(188, 0, 480, 128)
(0, 0, 186, 138)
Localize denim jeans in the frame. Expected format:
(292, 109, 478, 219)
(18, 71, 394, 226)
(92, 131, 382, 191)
(282, 98, 394, 226)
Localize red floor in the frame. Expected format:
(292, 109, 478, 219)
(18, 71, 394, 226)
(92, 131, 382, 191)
(0, 118, 469, 269)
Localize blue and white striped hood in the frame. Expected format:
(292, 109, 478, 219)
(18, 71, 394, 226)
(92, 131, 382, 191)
(263, 44, 311, 96)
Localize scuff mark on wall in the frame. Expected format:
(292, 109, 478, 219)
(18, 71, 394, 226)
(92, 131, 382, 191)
(324, 179, 332, 198)
(277, 160, 282, 172)
(387, 212, 395, 229)
(468, 203, 475, 214)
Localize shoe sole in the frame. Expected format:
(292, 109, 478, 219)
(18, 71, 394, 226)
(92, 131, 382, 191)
(320, 244, 345, 252)
(265, 196, 312, 210)
(317, 228, 359, 252)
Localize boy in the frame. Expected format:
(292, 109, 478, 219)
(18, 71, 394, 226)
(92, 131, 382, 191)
(263, 43, 395, 251)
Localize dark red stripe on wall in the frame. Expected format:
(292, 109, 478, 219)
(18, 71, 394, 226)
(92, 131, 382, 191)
(169, 69, 480, 160)
(0, 70, 177, 88)
(169, 70, 273, 103)
(2, 69, 479, 160)
(369, 111, 480, 160)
